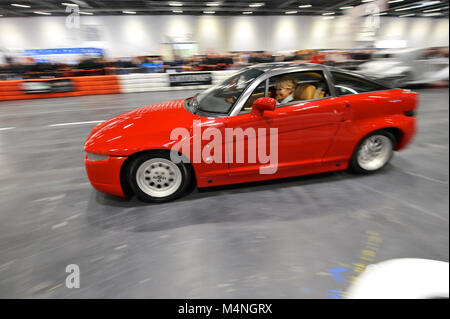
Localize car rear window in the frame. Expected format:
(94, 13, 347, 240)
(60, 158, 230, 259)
(331, 72, 390, 96)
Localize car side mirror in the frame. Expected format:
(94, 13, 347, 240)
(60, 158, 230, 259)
(251, 97, 276, 116)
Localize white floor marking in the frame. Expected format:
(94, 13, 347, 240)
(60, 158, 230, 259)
(47, 120, 104, 127)
(32, 194, 66, 203)
(349, 179, 449, 222)
(52, 222, 68, 229)
(402, 170, 449, 185)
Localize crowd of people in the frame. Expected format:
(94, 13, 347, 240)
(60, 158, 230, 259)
(0, 47, 443, 81)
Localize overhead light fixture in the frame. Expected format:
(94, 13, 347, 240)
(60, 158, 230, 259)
(203, 10, 215, 14)
(11, 4, 31, 8)
(172, 10, 183, 13)
(322, 12, 335, 15)
(423, 7, 443, 12)
(395, 1, 441, 11)
(34, 11, 51, 15)
(206, 2, 220, 6)
(122, 10, 136, 14)
(340, 6, 354, 10)
(285, 10, 297, 14)
(399, 13, 415, 17)
(169, 2, 183, 6)
(423, 12, 443, 16)
(79, 11, 93, 15)
(362, 0, 375, 2)
(298, 4, 312, 8)
(242, 11, 253, 14)
(388, 0, 404, 3)
(249, 3, 264, 8)
(375, 12, 388, 15)
(61, 2, 78, 6)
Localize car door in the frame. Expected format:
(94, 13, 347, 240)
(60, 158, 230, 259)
(225, 70, 347, 177)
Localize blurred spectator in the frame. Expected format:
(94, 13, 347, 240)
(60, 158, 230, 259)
(1, 46, 447, 80)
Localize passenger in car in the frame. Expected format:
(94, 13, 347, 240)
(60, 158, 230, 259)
(275, 76, 297, 105)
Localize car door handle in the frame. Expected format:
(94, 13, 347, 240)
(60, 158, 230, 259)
(341, 101, 352, 122)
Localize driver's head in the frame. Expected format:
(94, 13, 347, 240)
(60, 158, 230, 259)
(275, 76, 297, 102)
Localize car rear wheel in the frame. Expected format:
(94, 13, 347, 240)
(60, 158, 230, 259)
(128, 151, 192, 203)
(350, 131, 395, 174)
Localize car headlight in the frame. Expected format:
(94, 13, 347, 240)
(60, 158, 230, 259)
(86, 153, 109, 161)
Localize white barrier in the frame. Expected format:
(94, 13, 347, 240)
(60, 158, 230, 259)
(118, 70, 236, 94)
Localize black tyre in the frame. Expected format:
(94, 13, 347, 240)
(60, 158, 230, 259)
(349, 131, 396, 174)
(127, 151, 193, 203)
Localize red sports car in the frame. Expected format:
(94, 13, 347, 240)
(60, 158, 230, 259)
(84, 63, 418, 202)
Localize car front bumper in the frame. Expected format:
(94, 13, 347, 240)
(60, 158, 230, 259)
(397, 116, 417, 151)
(84, 155, 128, 197)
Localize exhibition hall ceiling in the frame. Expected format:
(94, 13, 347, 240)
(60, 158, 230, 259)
(0, 0, 448, 17)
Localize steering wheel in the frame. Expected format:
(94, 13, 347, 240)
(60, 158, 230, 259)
(225, 93, 238, 105)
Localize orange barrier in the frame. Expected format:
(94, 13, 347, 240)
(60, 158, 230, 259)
(0, 75, 120, 102)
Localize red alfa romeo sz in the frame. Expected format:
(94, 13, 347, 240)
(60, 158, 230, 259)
(84, 63, 418, 202)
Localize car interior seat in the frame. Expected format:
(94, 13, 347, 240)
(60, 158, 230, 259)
(243, 92, 265, 111)
(293, 83, 316, 100)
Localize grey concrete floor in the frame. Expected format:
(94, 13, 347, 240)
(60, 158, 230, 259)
(0, 88, 448, 298)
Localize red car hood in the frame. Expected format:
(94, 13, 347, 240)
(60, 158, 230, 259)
(84, 98, 200, 156)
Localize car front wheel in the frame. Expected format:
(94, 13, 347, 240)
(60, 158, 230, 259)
(350, 131, 395, 174)
(128, 151, 192, 203)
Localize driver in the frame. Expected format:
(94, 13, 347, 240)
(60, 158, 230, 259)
(275, 76, 297, 105)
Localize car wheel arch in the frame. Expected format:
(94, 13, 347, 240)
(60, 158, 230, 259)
(349, 127, 402, 161)
(120, 148, 197, 197)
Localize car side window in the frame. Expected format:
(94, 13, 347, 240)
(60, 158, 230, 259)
(268, 71, 331, 107)
(335, 85, 358, 96)
(332, 72, 388, 96)
(241, 80, 267, 113)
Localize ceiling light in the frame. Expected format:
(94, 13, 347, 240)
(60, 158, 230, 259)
(249, 3, 264, 7)
(375, 12, 388, 15)
(11, 4, 31, 8)
(322, 12, 335, 15)
(395, 1, 441, 11)
(169, 2, 183, 6)
(423, 7, 443, 12)
(340, 6, 354, 9)
(423, 12, 443, 16)
(122, 11, 136, 14)
(173, 10, 183, 13)
(399, 13, 415, 17)
(79, 11, 93, 15)
(206, 2, 220, 6)
(203, 10, 215, 14)
(298, 4, 312, 8)
(362, 0, 375, 2)
(388, 0, 404, 3)
(61, 2, 78, 6)
(242, 11, 253, 14)
(285, 10, 297, 14)
(34, 11, 51, 15)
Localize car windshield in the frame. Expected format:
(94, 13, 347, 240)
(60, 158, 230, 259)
(191, 68, 263, 114)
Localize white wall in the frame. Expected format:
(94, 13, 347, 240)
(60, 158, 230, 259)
(0, 15, 448, 57)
